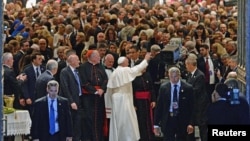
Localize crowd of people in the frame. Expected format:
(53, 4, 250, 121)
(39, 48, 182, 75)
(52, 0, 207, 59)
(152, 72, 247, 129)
(3, 0, 250, 141)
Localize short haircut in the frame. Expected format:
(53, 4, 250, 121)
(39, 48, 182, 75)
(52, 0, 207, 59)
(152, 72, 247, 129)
(47, 80, 59, 89)
(65, 49, 76, 58)
(199, 44, 209, 50)
(3, 52, 13, 62)
(31, 52, 42, 61)
(98, 43, 107, 49)
(150, 44, 161, 52)
(186, 53, 197, 66)
(46, 59, 58, 70)
(168, 67, 181, 75)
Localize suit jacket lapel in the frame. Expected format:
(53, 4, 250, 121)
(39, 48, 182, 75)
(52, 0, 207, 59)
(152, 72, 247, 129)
(57, 97, 62, 122)
(166, 83, 172, 107)
(45, 98, 49, 122)
(67, 66, 78, 84)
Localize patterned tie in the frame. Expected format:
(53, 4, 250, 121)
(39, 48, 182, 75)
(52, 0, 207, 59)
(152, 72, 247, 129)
(49, 100, 55, 135)
(205, 57, 210, 83)
(173, 85, 178, 116)
(74, 69, 82, 96)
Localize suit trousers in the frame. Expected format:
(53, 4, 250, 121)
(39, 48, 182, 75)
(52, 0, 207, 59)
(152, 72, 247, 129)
(71, 108, 83, 141)
(48, 132, 60, 141)
(163, 114, 188, 141)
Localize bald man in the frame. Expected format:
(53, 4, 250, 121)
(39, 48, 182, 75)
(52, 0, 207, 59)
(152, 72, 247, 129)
(104, 54, 115, 78)
(60, 54, 82, 141)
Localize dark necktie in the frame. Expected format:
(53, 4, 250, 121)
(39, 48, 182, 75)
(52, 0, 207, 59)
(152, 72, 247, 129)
(173, 84, 178, 116)
(187, 73, 192, 82)
(49, 100, 55, 135)
(205, 57, 210, 83)
(36, 67, 39, 78)
(74, 69, 82, 96)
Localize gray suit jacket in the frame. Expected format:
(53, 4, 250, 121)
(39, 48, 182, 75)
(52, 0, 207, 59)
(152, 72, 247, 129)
(35, 70, 55, 100)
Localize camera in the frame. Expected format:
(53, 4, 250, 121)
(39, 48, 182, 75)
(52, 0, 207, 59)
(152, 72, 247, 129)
(228, 87, 240, 105)
(160, 38, 182, 64)
(224, 78, 240, 105)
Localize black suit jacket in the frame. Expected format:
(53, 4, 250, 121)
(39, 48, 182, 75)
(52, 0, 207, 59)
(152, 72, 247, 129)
(73, 42, 85, 60)
(207, 97, 250, 125)
(59, 66, 82, 107)
(13, 50, 25, 75)
(31, 96, 73, 141)
(207, 100, 233, 125)
(3, 65, 23, 108)
(22, 64, 46, 102)
(154, 80, 194, 134)
(187, 69, 210, 125)
(35, 70, 55, 100)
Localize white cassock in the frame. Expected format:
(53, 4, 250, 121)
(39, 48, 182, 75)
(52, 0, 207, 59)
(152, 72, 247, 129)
(105, 60, 148, 141)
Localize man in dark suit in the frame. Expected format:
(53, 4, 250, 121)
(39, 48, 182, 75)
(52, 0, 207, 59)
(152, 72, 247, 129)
(3, 52, 26, 109)
(197, 44, 222, 102)
(154, 67, 194, 141)
(185, 54, 210, 141)
(35, 59, 58, 100)
(60, 54, 83, 141)
(3, 52, 26, 141)
(224, 78, 250, 125)
(38, 38, 53, 65)
(31, 80, 73, 141)
(207, 83, 232, 125)
(94, 19, 107, 43)
(22, 52, 46, 113)
(147, 44, 166, 99)
(69, 18, 82, 48)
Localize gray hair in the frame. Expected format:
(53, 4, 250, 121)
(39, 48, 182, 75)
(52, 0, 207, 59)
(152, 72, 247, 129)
(3, 52, 13, 62)
(47, 80, 59, 89)
(168, 67, 181, 75)
(46, 59, 58, 71)
(185, 41, 195, 50)
(186, 53, 197, 66)
(150, 44, 161, 52)
(65, 24, 73, 32)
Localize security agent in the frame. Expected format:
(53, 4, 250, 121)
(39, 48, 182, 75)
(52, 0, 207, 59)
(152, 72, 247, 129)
(224, 78, 250, 124)
(208, 83, 233, 125)
(31, 80, 73, 141)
